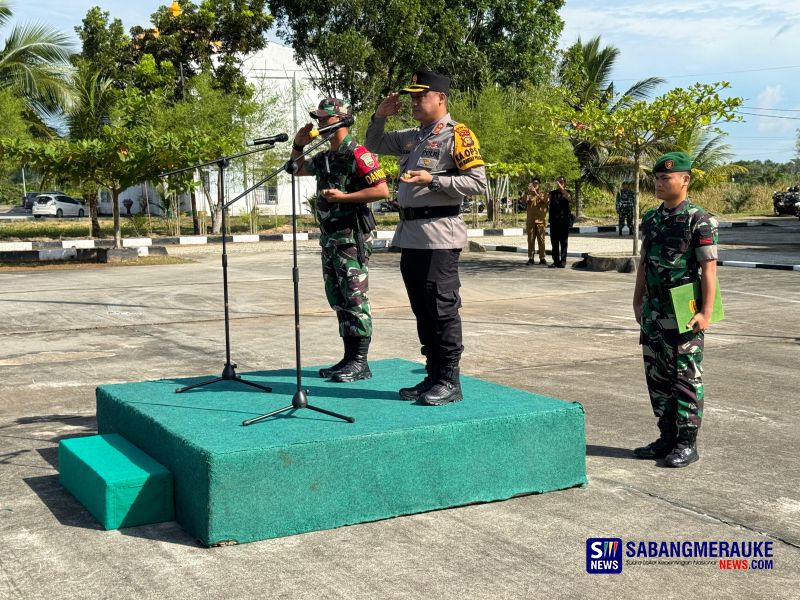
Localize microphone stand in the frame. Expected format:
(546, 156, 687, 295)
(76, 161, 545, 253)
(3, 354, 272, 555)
(243, 130, 354, 426)
(162, 145, 281, 394)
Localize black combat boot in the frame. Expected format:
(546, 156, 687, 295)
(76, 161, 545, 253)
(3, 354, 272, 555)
(419, 365, 463, 406)
(330, 336, 372, 383)
(664, 428, 699, 468)
(633, 416, 678, 459)
(399, 360, 438, 401)
(319, 337, 348, 378)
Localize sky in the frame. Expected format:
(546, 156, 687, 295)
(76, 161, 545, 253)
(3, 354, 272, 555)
(6, 0, 800, 163)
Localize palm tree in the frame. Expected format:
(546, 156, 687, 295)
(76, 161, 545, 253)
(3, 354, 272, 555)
(559, 36, 665, 215)
(0, 0, 75, 118)
(673, 127, 747, 191)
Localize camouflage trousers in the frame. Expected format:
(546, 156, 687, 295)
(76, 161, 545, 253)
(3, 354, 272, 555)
(321, 239, 372, 338)
(618, 208, 634, 232)
(640, 323, 704, 431)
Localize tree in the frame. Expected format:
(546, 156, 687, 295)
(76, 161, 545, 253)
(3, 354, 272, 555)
(672, 127, 747, 191)
(74, 2, 273, 100)
(558, 36, 665, 216)
(74, 7, 133, 85)
(268, 0, 565, 109)
(64, 61, 119, 237)
(0, 0, 74, 118)
(565, 82, 743, 254)
(148, 72, 261, 233)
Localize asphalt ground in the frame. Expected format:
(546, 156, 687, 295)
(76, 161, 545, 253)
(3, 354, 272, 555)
(1, 220, 799, 599)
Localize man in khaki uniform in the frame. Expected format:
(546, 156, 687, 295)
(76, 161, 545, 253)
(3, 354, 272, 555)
(524, 177, 548, 265)
(366, 69, 487, 405)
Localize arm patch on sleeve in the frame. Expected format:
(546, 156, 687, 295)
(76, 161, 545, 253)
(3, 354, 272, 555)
(452, 124, 485, 171)
(354, 146, 386, 187)
(692, 212, 718, 247)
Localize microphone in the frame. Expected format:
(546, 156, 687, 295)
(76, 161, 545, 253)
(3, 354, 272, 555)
(245, 133, 289, 146)
(309, 115, 355, 138)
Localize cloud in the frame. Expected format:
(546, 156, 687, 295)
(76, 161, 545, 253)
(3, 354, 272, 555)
(560, 1, 800, 161)
(755, 85, 783, 108)
(752, 85, 795, 134)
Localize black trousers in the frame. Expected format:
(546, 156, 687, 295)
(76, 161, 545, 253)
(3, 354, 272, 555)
(400, 248, 464, 365)
(550, 221, 570, 266)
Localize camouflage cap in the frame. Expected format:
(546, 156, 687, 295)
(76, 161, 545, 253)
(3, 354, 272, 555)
(399, 70, 450, 95)
(653, 151, 692, 174)
(309, 97, 352, 119)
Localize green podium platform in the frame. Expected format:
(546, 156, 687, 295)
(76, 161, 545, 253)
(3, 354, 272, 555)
(96, 359, 586, 546)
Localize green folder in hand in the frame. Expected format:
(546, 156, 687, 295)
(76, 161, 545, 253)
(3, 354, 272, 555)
(670, 280, 724, 334)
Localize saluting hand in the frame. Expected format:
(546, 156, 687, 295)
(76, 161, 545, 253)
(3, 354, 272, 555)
(293, 123, 314, 148)
(400, 170, 433, 186)
(376, 92, 402, 118)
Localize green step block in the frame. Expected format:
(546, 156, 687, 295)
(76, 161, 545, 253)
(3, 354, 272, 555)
(59, 434, 174, 530)
(96, 359, 586, 546)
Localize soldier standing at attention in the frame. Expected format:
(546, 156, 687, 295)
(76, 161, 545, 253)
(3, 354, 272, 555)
(616, 181, 635, 236)
(547, 176, 572, 269)
(366, 70, 487, 405)
(632, 152, 718, 467)
(291, 98, 389, 382)
(525, 177, 548, 265)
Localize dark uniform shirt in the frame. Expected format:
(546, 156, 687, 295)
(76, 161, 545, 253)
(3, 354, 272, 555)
(548, 189, 572, 224)
(306, 133, 386, 247)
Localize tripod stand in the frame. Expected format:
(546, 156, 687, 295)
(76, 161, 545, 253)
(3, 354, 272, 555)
(162, 146, 280, 394)
(243, 133, 354, 426)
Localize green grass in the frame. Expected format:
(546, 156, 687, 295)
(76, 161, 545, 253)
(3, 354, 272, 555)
(579, 183, 776, 220)
(0, 185, 781, 242)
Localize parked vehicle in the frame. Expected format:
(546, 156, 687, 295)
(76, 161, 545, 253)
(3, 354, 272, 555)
(772, 186, 800, 216)
(22, 192, 39, 209)
(460, 198, 486, 214)
(31, 193, 86, 218)
(23, 190, 67, 210)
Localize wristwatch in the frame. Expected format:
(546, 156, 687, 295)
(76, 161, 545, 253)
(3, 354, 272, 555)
(428, 175, 441, 192)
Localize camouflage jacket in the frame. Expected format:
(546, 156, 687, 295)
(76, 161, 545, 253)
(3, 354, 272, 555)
(616, 189, 635, 212)
(640, 199, 719, 323)
(306, 133, 386, 246)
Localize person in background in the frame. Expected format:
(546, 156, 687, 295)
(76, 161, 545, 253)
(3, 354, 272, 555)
(616, 181, 635, 236)
(525, 177, 548, 265)
(547, 176, 572, 268)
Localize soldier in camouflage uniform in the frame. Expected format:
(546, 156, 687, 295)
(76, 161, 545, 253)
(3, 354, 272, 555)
(292, 98, 389, 382)
(616, 181, 635, 236)
(632, 152, 718, 468)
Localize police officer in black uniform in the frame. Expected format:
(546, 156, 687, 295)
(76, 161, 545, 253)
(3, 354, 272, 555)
(366, 70, 487, 405)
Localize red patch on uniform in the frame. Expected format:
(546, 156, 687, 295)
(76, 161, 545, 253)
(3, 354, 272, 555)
(426, 141, 440, 149)
(699, 237, 713, 245)
(432, 123, 444, 135)
(353, 146, 381, 178)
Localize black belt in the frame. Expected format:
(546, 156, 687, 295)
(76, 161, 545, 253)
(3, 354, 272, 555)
(319, 217, 355, 235)
(399, 205, 460, 221)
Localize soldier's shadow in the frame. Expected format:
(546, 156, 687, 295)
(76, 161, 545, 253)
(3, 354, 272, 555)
(585, 445, 638, 460)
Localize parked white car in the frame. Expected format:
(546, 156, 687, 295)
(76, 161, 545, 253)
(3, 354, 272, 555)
(31, 194, 86, 218)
